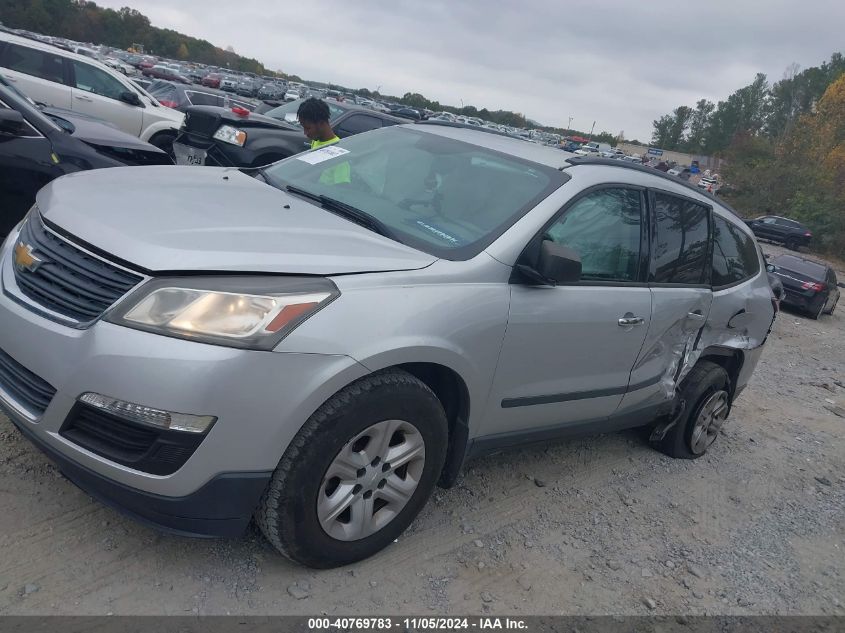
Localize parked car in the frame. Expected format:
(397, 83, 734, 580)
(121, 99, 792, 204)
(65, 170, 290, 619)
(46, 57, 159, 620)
(201, 73, 222, 89)
(102, 57, 134, 75)
(147, 80, 255, 113)
(391, 107, 422, 120)
(766, 254, 840, 318)
(283, 89, 301, 102)
(745, 215, 813, 251)
(172, 98, 403, 167)
(141, 64, 190, 84)
(0, 76, 170, 236)
(697, 176, 719, 192)
(236, 77, 261, 98)
(0, 32, 184, 152)
(560, 141, 581, 152)
(0, 127, 774, 568)
(220, 76, 239, 92)
(258, 83, 285, 100)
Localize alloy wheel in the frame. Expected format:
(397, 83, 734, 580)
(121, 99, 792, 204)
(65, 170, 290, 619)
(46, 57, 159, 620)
(689, 390, 729, 455)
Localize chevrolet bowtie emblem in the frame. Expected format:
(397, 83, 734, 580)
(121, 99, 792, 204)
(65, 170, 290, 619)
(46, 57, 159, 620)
(13, 242, 44, 273)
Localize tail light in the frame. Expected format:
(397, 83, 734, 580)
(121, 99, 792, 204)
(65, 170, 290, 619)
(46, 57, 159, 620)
(804, 231, 812, 237)
(158, 100, 179, 109)
(231, 106, 250, 117)
(801, 281, 825, 292)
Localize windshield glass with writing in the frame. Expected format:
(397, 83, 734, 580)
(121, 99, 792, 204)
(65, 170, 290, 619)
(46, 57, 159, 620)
(263, 99, 346, 126)
(262, 126, 566, 259)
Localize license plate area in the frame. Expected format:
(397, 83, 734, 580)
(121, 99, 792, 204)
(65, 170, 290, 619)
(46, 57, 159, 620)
(173, 142, 207, 166)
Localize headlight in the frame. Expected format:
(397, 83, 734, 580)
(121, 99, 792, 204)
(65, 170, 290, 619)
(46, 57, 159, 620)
(213, 125, 247, 146)
(107, 276, 339, 350)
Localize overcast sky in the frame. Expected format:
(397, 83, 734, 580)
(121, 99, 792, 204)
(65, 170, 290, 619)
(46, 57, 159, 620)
(96, 0, 844, 140)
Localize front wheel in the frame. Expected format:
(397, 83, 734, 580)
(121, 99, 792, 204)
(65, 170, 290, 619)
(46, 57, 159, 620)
(148, 132, 176, 158)
(255, 369, 448, 568)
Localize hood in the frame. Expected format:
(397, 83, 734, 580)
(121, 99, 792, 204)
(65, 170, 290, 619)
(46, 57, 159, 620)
(42, 106, 166, 153)
(35, 167, 437, 275)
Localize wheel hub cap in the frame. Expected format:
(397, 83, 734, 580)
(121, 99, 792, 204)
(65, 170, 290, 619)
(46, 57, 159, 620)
(317, 419, 425, 541)
(690, 390, 729, 454)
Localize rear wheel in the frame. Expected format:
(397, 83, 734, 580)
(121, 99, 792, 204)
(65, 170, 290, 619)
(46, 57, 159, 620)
(827, 296, 838, 315)
(653, 361, 730, 459)
(255, 369, 448, 568)
(810, 299, 825, 320)
(785, 237, 799, 251)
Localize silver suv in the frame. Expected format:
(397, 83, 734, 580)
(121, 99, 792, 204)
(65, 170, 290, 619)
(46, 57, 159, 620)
(0, 124, 775, 568)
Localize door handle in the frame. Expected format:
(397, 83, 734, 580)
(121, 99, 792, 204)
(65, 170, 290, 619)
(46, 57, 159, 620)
(686, 311, 706, 322)
(618, 316, 645, 327)
(74, 95, 93, 102)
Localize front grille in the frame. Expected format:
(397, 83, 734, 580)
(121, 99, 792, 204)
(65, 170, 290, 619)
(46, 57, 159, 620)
(0, 348, 56, 416)
(60, 403, 206, 475)
(12, 216, 143, 323)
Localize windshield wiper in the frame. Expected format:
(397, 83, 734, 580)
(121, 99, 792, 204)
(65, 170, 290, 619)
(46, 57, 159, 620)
(285, 185, 399, 242)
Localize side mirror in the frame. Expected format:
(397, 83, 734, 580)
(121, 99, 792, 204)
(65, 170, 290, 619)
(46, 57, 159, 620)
(0, 109, 25, 134)
(766, 264, 776, 273)
(119, 91, 143, 107)
(517, 241, 582, 285)
(538, 240, 581, 284)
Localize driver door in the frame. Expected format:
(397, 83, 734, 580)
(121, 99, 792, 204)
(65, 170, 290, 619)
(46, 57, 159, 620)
(481, 186, 653, 439)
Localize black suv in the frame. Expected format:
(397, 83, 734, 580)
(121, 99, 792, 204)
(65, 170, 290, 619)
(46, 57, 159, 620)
(172, 98, 403, 168)
(745, 215, 812, 250)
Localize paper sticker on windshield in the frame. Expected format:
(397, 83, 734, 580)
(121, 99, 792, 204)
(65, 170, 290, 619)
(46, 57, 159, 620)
(296, 146, 350, 164)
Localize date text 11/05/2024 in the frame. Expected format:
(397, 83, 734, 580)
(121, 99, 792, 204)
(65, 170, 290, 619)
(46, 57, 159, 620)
(307, 617, 529, 630)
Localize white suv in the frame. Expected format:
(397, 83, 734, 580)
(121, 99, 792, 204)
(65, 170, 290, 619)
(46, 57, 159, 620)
(0, 32, 183, 150)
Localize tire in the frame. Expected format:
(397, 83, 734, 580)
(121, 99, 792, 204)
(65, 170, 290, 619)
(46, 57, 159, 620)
(148, 132, 176, 158)
(809, 300, 825, 320)
(824, 295, 837, 315)
(653, 361, 730, 460)
(785, 237, 799, 251)
(255, 369, 448, 568)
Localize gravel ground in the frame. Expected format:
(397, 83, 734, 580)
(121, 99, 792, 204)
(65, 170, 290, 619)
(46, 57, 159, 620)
(0, 242, 842, 616)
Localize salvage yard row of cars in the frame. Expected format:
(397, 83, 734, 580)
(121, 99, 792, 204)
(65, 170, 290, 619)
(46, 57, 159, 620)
(1, 26, 843, 569)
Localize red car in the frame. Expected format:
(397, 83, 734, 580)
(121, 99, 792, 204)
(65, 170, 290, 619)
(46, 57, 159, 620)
(202, 73, 222, 89)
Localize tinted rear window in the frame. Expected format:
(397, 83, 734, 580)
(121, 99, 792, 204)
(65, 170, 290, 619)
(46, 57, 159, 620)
(772, 255, 826, 279)
(711, 215, 760, 287)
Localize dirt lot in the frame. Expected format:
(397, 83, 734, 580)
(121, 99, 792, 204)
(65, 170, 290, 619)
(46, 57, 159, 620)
(0, 242, 843, 617)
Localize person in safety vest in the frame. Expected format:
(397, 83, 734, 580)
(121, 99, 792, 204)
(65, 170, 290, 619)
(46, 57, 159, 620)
(297, 97, 339, 149)
(297, 97, 350, 184)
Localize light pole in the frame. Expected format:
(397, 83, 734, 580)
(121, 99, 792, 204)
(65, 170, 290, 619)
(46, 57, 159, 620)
(589, 120, 596, 140)
(567, 116, 573, 131)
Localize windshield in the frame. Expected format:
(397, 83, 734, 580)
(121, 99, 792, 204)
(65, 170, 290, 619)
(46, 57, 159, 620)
(262, 127, 567, 259)
(263, 98, 347, 126)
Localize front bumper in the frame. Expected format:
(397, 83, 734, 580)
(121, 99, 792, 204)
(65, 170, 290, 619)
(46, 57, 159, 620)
(0, 226, 369, 534)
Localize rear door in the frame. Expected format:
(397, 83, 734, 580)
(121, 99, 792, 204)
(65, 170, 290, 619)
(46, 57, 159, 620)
(483, 186, 653, 438)
(621, 190, 713, 412)
(754, 216, 777, 240)
(0, 42, 71, 109)
(68, 59, 143, 136)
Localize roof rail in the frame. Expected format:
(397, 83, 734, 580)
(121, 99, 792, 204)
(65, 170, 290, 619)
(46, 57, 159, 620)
(564, 156, 744, 219)
(415, 119, 518, 139)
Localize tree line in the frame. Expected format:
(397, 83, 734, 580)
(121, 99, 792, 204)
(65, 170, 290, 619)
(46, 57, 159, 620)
(651, 53, 845, 155)
(0, 0, 268, 73)
(1, 0, 622, 140)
